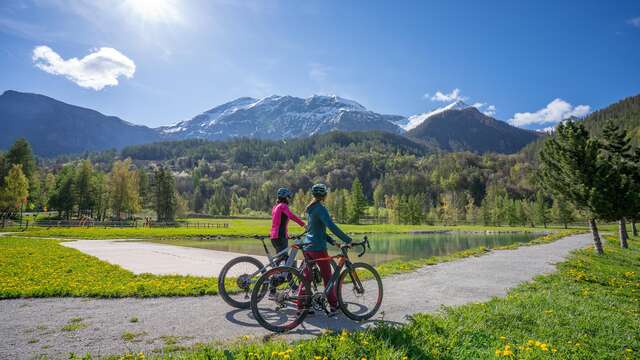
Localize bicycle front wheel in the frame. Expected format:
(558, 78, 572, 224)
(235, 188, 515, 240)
(218, 256, 264, 309)
(251, 266, 311, 333)
(337, 262, 383, 321)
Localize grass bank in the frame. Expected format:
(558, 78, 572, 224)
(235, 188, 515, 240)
(0, 237, 233, 298)
(10, 218, 576, 239)
(75, 235, 638, 360)
(0, 230, 581, 299)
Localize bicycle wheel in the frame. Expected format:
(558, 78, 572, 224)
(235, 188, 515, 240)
(251, 266, 310, 333)
(218, 256, 264, 309)
(337, 262, 383, 321)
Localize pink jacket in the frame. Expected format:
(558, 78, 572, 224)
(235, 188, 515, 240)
(270, 203, 305, 239)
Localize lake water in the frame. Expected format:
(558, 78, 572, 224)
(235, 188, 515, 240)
(144, 232, 542, 266)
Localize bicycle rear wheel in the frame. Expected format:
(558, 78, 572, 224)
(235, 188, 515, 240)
(218, 256, 264, 309)
(251, 266, 310, 333)
(337, 262, 383, 321)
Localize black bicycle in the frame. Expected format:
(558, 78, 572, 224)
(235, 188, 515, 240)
(250, 236, 383, 333)
(217, 233, 305, 309)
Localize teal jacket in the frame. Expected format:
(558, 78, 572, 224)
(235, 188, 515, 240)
(302, 202, 352, 251)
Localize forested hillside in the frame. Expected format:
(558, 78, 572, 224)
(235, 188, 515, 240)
(582, 94, 640, 142)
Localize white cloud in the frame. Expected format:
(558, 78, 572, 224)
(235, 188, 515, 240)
(628, 17, 640, 28)
(32, 45, 135, 90)
(430, 88, 466, 102)
(483, 104, 497, 117)
(509, 98, 590, 127)
(471, 102, 496, 117)
(309, 62, 331, 82)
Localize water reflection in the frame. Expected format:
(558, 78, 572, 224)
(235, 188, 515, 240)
(146, 232, 541, 266)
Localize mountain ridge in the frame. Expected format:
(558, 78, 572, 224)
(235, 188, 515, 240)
(406, 106, 542, 154)
(1, 90, 558, 156)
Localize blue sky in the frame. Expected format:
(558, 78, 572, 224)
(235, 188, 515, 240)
(1, 0, 639, 130)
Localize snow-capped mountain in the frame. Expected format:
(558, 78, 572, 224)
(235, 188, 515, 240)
(399, 100, 471, 130)
(160, 95, 405, 140)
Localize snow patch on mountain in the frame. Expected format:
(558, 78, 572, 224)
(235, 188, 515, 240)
(160, 94, 403, 140)
(403, 100, 471, 131)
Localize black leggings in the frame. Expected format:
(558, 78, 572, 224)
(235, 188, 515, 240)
(271, 237, 289, 264)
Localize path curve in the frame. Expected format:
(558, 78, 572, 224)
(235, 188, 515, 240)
(0, 233, 592, 359)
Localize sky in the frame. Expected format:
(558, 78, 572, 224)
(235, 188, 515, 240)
(1, 0, 639, 131)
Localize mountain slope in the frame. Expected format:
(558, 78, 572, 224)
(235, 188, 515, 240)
(581, 94, 640, 141)
(0, 90, 159, 156)
(159, 95, 404, 140)
(400, 100, 471, 130)
(407, 107, 541, 154)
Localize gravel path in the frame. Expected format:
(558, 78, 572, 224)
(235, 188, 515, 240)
(0, 233, 592, 359)
(63, 240, 269, 277)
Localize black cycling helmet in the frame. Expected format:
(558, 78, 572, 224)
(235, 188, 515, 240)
(276, 187, 292, 199)
(311, 183, 328, 197)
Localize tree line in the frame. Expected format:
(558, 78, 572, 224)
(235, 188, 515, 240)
(0, 139, 181, 224)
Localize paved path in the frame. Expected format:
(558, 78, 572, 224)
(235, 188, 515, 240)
(63, 240, 269, 277)
(0, 233, 592, 359)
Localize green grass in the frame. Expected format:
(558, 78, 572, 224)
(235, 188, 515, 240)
(72, 235, 639, 360)
(121, 331, 147, 342)
(61, 317, 88, 332)
(0, 237, 234, 298)
(10, 217, 578, 240)
(0, 230, 583, 299)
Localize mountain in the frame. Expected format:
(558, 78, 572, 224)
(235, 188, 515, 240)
(0, 90, 159, 156)
(159, 95, 404, 140)
(399, 100, 471, 130)
(406, 106, 542, 154)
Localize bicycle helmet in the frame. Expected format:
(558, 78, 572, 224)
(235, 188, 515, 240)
(311, 183, 328, 197)
(276, 187, 292, 199)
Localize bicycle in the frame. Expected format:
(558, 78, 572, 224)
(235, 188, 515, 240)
(217, 232, 306, 309)
(250, 236, 383, 333)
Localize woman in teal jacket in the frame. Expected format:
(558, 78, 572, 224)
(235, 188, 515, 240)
(298, 183, 352, 314)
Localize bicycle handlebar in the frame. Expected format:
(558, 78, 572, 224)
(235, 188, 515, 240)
(340, 236, 370, 257)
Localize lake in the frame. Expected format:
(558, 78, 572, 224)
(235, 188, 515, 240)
(144, 232, 543, 266)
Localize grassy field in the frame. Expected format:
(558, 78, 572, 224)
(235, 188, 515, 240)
(0, 237, 234, 298)
(8, 217, 584, 240)
(70, 235, 639, 360)
(0, 230, 581, 299)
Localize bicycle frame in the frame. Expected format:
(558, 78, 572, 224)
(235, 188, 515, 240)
(248, 236, 303, 278)
(298, 241, 367, 306)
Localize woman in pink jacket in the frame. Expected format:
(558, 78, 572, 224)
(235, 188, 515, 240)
(270, 187, 306, 263)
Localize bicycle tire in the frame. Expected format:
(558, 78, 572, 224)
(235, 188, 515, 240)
(217, 256, 265, 309)
(251, 266, 311, 333)
(337, 262, 383, 321)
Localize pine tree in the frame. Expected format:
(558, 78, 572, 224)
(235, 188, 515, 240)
(49, 165, 76, 219)
(348, 178, 366, 224)
(533, 191, 550, 228)
(154, 166, 177, 222)
(594, 121, 636, 248)
(3, 139, 35, 183)
(75, 160, 96, 217)
(539, 120, 605, 254)
(551, 196, 574, 229)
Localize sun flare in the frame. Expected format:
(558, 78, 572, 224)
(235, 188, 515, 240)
(124, 0, 182, 23)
